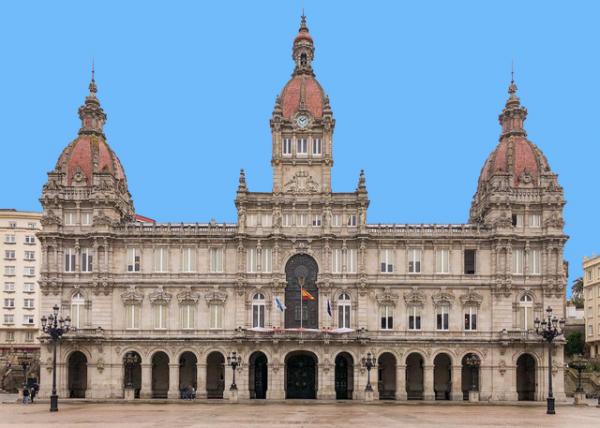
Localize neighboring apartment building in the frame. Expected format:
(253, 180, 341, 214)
(0, 209, 41, 387)
(37, 16, 567, 402)
(583, 255, 600, 357)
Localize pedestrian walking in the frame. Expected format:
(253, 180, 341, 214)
(22, 387, 30, 404)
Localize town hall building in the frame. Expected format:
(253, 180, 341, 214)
(37, 16, 568, 402)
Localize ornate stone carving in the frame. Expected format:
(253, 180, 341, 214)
(432, 290, 455, 308)
(459, 290, 483, 308)
(403, 289, 426, 307)
(149, 287, 172, 303)
(284, 170, 319, 193)
(204, 290, 227, 304)
(177, 289, 199, 303)
(376, 289, 399, 307)
(120, 287, 143, 304)
(40, 210, 62, 227)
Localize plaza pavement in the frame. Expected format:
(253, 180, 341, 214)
(0, 400, 599, 428)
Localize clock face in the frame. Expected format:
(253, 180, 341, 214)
(296, 115, 309, 128)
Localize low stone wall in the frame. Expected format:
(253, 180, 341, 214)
(564, 368, 600, 397)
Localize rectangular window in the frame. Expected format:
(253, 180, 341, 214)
(6, 331, 14, 341)
(3, 314, 14, 324)
(180, 304, 196, 329)
(529, 214, 541, 228)
(25, 331, 34, 342)
(81, 211, 93, 226)
(380, 249, 394, 273)
(153, 304, 167, 329)
(380, 306, 393, 330)
(28, 222, 36, 229)
(246, 214, 257, 227)
(347, 214, 357, 227)
(8, 221, 16, 229)
(209, 248, 224, 273)
(262, 248, 272, 273)
(210, 305, 224, 329)
(23, 314, 35, 325)
(182, 247, 196, 272)
(23, 266, 35, 277)
(408, 306, 421, 330)
(332, 249, 342, 273)
(513, 249, 524, 274)
(512, 213, 524, 227)
(312, 215, 322, 227)
(408, 249, 422, 273)
(528, 249, 541, 275)
(331, 214, 341, 227)
(261, 214, 272, 227)
(126, 304, 140, 329)
(346, 249, 357, 273)
(283, 213, 293, 227)
(127, 248, 141, 272)
(312, 137, 322, 155)
(436, 305, 449, 330)
(4, 266, 16, 276)
(4, 234, 16, 244)
(589, 325, 593, 336)
(24, 251, 35, 261)
(153, 247, 168, 272)
(297, 138, 307, 155)
(464, 249, 476, 275)
(297, 213, 306, 227)
(4, 250, 15, 260)
(64, 211, 75, 225)
(23, 282, 34, 292)
(338, 304, 350, 328)
(253, 304, 265, 328)
(4, 298, 15, 308)
(247, 248, 257, 273)
(4, 282, 15, 292)
(64, 248, 76, 272)
(436, 249, 450, 274)
(282, 138, 292, 155)
(23, 298, 34, 308)
(464, 307, 477, 331)
(587, 270, 592, 281)
(81, 248, 93, 272)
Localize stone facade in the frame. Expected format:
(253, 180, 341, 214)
(37, 16, 567, 402)
(583, 255, 600, 357)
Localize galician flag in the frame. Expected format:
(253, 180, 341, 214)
(275, 297, 286, 312)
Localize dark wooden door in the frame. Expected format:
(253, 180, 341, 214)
(286, 355, 316, 399)
(284, 254, 319, 329)
(335, 356, 349, 399)
(254, 355, 268, 399)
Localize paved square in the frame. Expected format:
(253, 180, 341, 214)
(0, 402, 599, 428)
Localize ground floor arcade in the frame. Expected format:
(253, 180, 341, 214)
(38, 340, 566, 402)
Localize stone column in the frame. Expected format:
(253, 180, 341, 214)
(451, 365, 463, 401)
(168, 364, 179, 399)
(196, 363, 207, 399)
(396, 364, 407, 400)
(318, 363, 335, 400)
(269, 363, 285, 400)
(423, 364, 435, 401)
(140, 363, 152, 398)
(238, 365, 249, 400)
(479, 364, 492, 401)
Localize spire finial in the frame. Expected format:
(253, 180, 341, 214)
(238, 168, 247, 192)
(89, 59, 97, 95)
(508, 61, 517, 97)
(300, 10, 308, 32)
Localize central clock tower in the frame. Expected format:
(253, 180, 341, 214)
(270, 14, 335, 195)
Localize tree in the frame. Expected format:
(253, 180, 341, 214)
(565, 331, 585, 356)
(571, 277, 584, 309)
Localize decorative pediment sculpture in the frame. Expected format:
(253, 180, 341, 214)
(284, 170, 320, 194)
(40, 210, 62, 227)
(432, 290, 455, 308)
(120, 287, 143, 304)
(149, 287, 172, 304)
(376, 289, 399, 307)
(459, 290, 483, 308)
(204, 290, 228, 305)
(404, 289, 426, 307)
(93, 210, 114, 227)
(177, 288, 199, 304)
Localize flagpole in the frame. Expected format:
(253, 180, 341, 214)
(299, 276, 304, 332)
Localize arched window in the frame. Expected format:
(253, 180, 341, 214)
(71, 292, 85, 329)
(252, 293, 266, 328)
(338, 293, 351, 328)
(519, 294, 534, 330)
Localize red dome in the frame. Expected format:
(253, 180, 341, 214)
(280, 74, 325, 119)
(478, 136, 550, 188)
(55, 136, 127, 187)
(295, 31, 313, 43)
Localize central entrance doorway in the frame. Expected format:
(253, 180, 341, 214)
(285, 351, 317, 399)
(335, 352, 354, 399)
(249, 351, 268, 399)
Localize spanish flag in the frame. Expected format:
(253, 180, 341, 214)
(301, 288, 316, 301)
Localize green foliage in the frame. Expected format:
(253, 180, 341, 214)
(571, 277, 584, 309)
(565, 331, 585, 356)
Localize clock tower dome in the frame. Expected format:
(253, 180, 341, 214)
(270, 14, 335, 194)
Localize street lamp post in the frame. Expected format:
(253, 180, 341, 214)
(41, 304, 71, 412)
(123, 352, 139, 388)
(534, 306, 565, 415)
(227, 351, 241, 391)
(361, 352, 375, 392)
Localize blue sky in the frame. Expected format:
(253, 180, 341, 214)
(1, 1, 598, 289)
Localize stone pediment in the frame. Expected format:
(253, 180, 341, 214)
(205, 290, 227, 304)
(120, 288, 143, 304)
(459, 290, 483, 308)
(177, 289, 200, 303)
(149, 287, 172, 304)
(376, 289, 399, 307)
(432, 290, 455, 308)
(41, 210, 62, 227)
(404, 289, 426, 307)
(284, 170, 320, 194)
